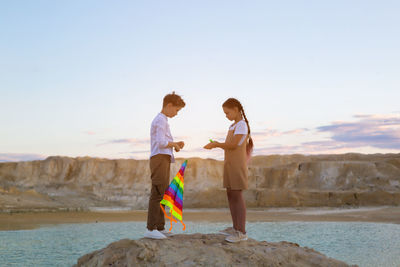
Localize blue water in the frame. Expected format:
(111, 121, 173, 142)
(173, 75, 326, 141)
(1, 221, 400, 267)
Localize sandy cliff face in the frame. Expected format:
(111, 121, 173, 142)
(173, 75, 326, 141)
(247, 154, 400, 207)
(0, 154, 399, 210)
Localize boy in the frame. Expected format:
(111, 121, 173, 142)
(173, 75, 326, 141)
(144, 92, 185, 239)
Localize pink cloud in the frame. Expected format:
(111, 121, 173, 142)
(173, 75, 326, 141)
(98, 138, 150, 147)
(83, 131, 96, 135)
(252, 113, 400, 155)
(0, 153, 47, 162)
(251, 128, 310, 142)
(317, 114, 400, 149)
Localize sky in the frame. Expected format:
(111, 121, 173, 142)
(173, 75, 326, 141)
(1, 0, 400, 162)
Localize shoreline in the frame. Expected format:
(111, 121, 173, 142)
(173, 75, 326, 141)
(1, 206, 399, 231)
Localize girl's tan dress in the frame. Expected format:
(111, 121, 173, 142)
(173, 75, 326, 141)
(223, 123, 248, 190)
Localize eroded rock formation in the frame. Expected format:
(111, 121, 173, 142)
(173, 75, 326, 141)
(1, 154, 399, 211)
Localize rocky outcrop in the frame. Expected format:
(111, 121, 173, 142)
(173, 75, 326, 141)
(74, 234, 353, 267)
(1, 154, 400, 211)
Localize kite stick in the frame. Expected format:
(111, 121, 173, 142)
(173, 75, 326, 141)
(160, 203, 177, 231)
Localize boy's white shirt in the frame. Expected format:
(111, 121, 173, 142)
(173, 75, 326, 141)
(150, 112, 175, 163)
(229, 120, 248, 146)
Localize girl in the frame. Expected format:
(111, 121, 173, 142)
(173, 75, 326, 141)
(204, 98, 253, 242)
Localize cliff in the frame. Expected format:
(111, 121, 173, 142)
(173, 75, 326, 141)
(74, 234, 354, 267)
(1, 154, 400, 211)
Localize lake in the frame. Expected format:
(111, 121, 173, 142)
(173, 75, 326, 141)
(1, 221, 399, 266)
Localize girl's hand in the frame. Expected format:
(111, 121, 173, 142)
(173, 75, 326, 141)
(203, 142, 217, 149)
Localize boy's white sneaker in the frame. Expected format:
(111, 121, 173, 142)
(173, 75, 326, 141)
(160, 229, 174, 237)
(144, 230, 167, 239)
(219, 227, 236, 236)
(225, 230, 248, 243)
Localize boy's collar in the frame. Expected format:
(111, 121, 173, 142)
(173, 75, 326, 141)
(159, 112, 168, 119)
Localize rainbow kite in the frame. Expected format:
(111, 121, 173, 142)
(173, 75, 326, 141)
(160, 160, 187, 231)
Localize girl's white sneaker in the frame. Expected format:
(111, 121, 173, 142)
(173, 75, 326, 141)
(219, 227, 236, 236)
(144, 230, 167, 239)
(225, 230, 248, 243)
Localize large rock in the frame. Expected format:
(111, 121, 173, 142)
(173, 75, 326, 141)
(1, 154, 400, 211)
(74, 234, 354, 267)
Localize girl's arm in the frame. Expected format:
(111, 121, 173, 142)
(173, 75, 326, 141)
(204, 134, 245, 150)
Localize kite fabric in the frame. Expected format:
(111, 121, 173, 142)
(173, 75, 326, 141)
(160, 160, 187, 231)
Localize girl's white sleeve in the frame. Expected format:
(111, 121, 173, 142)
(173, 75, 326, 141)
(234, 121, 248, 146)
(234, 121, 248, 135)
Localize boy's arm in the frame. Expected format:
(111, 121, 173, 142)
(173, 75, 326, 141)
(166, 141, 182, 152)
(154, 123, 169, 149)
(155, 123, 182, 151)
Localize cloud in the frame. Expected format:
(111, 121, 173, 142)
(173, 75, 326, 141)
(0, 153, 47, 162)
(253, 145, 303, 155)
(252, 129, 281, 138)
(253, 140, 367, 155)
(98, 138, 150, 146)
(99, 136, 189, 147)
(317, 114, 400, 149)
(208, 128, 306, 142)
(251, 128, 310, 142)
(83, 131, 96, 135)
(282, 128, 309, 135)
(252, 113, 400, 154)
(88, 113, 400, 158)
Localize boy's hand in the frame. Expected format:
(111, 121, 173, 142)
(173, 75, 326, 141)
(177, 141, 185, 149)
(173, 143, 181, 152)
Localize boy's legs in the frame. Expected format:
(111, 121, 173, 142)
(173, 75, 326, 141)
(147, 154, 171, 231)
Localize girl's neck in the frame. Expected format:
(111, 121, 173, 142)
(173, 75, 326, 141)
(234, 115, 243, 123)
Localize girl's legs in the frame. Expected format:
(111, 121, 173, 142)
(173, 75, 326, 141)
(227, 189, 246, 233)
(226, 189, 237, 230)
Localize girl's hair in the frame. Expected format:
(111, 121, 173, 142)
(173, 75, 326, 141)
(163, 91, 186, 108)
(222, 98, 254, 157)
